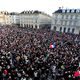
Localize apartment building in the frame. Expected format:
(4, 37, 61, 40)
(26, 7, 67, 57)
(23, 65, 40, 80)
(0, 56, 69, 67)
(9, 12, 20, 26)
(0, 11, 10, 26)
(51, 8, 80, 34)
(19, 10, 51, 29)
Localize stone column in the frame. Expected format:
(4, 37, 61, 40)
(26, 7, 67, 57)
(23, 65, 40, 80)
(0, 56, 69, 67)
(37, 24, 39, 29)
(51, 24, 54, 30)
(33, 24, 35, 28)
(23, 24, 24, 27)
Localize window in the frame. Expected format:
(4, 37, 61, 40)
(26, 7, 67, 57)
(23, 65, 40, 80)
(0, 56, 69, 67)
(62, 15, 64, 19)
(70, 15, 73, 19)
(54, 26, 57, 31)
(67, 9, 70, 13)
(55, 20, 57, 24)
(66, 15, 68, 19)
(27, 24, 28, 27)
(62, 9, 65, 13)
(63, 15, 66, 19)
(61, 21, 63, 25)
(29, 25, 30, 27)
(24, 24, 26, 27)
(68, 15, 71, 19)
(63, 27, 66, 33)
(63, 21, 65, 25)
(35, 20, 37, 23)
(65, 21, 67, 25)
(60, 27, 62, 32)
(55, 15, 58, 19)
(67, 28, 70, 33)
(71, 9, 75, 13)
(75, 15, 78, 19)
(79, 31, 80, 34)
(72, 28, 75, 33)
(71, 21, 74, 26)
(73, 15, 75, 19)
(66, 21, 69, 25)
(35, 25, 37, 28)
(32, 25, 33, 28)
(76, 9, 80, 13)
(69, 21, 74, 26)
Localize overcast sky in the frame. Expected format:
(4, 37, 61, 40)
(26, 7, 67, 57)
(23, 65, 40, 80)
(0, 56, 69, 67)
(0, 0, 80, 15)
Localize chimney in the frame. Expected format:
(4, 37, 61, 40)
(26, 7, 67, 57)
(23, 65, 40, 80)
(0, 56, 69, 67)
(59, 7, 61, 10)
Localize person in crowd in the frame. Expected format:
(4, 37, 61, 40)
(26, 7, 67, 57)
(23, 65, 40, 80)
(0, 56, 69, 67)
(0, 25, 80, 80)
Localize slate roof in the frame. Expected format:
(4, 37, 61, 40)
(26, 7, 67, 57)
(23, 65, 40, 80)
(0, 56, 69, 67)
(54, 9, 80, 13)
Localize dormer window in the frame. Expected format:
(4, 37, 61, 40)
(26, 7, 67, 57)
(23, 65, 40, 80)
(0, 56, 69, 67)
(76, 9, 80, 13)
(62, 9, 65, 13)
(67, 9, 70, 13)
(71, 9, 74, 13)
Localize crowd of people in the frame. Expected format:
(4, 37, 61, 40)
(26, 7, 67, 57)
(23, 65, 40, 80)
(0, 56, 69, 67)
(0, 25, 80, 80)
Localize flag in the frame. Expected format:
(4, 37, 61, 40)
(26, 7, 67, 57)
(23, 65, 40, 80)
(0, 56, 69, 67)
(49, 42, 56, 49)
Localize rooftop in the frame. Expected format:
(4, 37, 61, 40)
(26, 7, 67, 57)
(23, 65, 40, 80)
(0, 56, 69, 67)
(54, 8, 80, 13)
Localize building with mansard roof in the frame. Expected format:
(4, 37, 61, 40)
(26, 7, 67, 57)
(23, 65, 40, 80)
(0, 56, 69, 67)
(0, 11, 11, 26)
(19, 10, 51, 29)
(0, 10, 51, 28)
(51, 8, 80, 34)
(9, 12, 20, 26)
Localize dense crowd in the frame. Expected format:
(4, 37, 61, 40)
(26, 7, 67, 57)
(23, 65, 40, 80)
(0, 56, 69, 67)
(0, 26, 80, 80)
